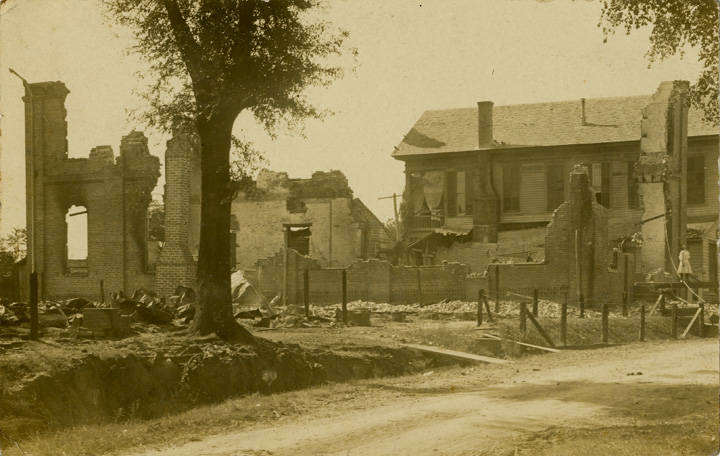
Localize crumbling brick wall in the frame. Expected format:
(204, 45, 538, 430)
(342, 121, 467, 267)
(156, 134, 196, 297)
(255, 248, 321, 302)
(488, 165, 614, 307)
(23, 82, 159, 299)
(231, 170, 391, 270)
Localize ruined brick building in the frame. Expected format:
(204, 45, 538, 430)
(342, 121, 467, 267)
(23, 82, 160, 299)
(394, 81, 718, 282)
(219, 169, 393, 271)
(21, 81, 392, 300)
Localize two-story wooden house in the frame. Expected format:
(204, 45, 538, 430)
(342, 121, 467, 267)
(393, 90, 718, 279)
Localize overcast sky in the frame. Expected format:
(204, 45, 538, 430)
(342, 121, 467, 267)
(0, 0, 704, 234)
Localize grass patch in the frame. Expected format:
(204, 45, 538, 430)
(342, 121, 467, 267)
(1, 381, 369, 456)
(515, 420, 718, 456)
(498, 315, 674, 349)
(0, 363, 510, 456)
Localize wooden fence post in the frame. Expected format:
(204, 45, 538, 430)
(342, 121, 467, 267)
(560, 296, 567, 347)
(519, 301, 527, 335)
(341, 269, 348, 325)
(494, 264, 500, 313)
(29, 271, 38, 340)
(100, 279, 105, 304)
(697, 302, 705, 337)
(477, 289, 484, 326)
(303, 269, 310, 318)
(416, 268, 422, 303)
(622, 254, 629, 317)
(484, 294, 493, 323)
(525, 309, 556, 347)
(601, 302, 609, 344)
(639, 304, 645, 342)
(532, 288, 539, 317)
(659, 292, 666, 313)
(671, 303, 678, 339)
(579, 294, 585, 318)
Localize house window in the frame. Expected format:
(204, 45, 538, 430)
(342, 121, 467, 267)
(502, 163, 520, 212)
(627, 162, 639, 209)
(546, 164, 565, 211)
(456, 171, 466, 215)
(445, 170, 467, 216)
(588, 162, 610, 208)
(65, 204, 88, 276)
(687, 155, 705, 205)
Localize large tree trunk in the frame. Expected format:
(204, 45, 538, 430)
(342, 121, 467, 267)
(191, 112, 254, 342)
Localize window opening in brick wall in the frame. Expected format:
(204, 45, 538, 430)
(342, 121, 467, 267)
(65, 205, 88, 276)
(287, 225, 311, 256)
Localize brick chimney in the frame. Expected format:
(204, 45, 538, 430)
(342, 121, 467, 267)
(477, 101, 493, 147)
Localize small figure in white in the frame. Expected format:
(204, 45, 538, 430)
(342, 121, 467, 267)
(677, 245, 692, 283)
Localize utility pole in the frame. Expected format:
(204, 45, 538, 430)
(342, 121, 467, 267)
(378, 192, 401, 241)
(10, 68, 39, 339)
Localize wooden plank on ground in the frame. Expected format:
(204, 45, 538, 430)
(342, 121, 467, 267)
(681, 307, 703, 339)
(669, 293, 705, 306)
(506, 291, 559, 306)
(401, 343, 512, 364)
(479, 332, 561, 353)
(648, 294, 663, 316)
(639, 281, 714, 290)
(524, 310, 556, 347)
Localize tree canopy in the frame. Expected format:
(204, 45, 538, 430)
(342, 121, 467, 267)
(104, 0, 350, 339)
(105, 0, 348, 134)
(599, 0, 719, 123)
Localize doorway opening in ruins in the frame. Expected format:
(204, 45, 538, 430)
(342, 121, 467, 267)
(65, 204, 88, 276)
(286, 224, 311, 256)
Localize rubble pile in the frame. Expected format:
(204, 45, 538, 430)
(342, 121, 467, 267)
(0, 286, 195, 336)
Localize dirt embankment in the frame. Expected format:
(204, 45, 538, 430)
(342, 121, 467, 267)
(0, 335, 452, 438)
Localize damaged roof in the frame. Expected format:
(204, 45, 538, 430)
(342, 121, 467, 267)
(393, 95, 718, 158)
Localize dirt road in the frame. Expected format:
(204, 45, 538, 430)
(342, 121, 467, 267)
(125, 339, 718, 456)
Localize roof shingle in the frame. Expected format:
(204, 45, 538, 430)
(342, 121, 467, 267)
(393, 95, 718, 157)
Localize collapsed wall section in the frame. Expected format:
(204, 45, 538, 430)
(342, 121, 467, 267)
(636, 81, 689, 274)
(488, 165, 617, 307)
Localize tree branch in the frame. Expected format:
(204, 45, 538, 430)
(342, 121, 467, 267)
(161, 0, 204, 85)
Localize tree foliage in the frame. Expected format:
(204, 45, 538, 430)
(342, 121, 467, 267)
(104, 0, 350, 339)
(104, 0, 347, 135)
(599, 0, 719, 123)
(0, 228, 27, 264)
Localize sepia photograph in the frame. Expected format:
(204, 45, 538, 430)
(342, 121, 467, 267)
(0, 1, 718, 455)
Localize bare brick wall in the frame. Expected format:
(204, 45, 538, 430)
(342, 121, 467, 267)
(228, 170, 392, 271)
(24, 82, 159, 300)
(256, 249, 469, 304)
(232, 197, 364, 270)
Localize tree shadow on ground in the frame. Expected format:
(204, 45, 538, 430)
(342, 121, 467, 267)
(486, 380, 716, 420)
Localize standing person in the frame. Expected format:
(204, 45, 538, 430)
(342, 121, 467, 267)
(678, 245, 693, 282)
(678, 245, 693, 301)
